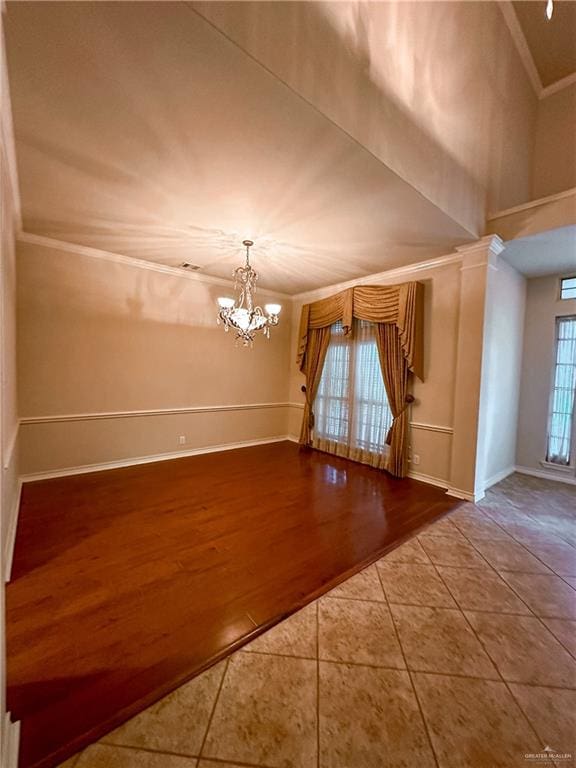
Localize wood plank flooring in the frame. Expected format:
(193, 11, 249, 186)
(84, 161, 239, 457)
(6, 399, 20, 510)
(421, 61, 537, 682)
(7, 441, 459, 768)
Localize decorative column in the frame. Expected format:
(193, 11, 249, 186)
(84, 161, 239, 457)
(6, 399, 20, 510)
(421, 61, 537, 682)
(448, 235, 504, 502)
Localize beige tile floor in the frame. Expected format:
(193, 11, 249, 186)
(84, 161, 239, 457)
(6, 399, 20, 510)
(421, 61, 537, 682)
(59, 473, 575, 768)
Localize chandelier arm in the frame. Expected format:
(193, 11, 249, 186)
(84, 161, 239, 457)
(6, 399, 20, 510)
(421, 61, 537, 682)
(216, 239, 280, 346)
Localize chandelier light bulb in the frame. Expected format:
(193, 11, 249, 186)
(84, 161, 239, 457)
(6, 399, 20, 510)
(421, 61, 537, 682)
(546, 0, 553, 20)
(216, 240, 281, 346)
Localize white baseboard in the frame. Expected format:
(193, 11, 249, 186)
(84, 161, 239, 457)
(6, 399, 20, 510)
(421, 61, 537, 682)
(20, 436, 294, 483)
(515, 464, 576, 486)
(2, 715, 20, 768)
(446, 487, 485, 503)
(4, 479, 22, 583)
(408, 470, 449, 490)
(483, 465, 515, 492)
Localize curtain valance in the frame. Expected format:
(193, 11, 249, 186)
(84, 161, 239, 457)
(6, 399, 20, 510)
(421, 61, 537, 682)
(297, 281, 424, 381)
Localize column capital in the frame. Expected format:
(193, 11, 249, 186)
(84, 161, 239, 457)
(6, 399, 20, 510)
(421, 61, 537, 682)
(456, 235, 505, 272)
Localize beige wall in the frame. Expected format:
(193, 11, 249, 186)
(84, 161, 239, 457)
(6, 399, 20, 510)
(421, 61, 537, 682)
(533, 84, 576, 200)
(195, 1, 537, 236)
(17, 239, 292, 475)
(289, 259, 463, 487)
(477, 259, 526, 487)
(517, 274, 576, 473)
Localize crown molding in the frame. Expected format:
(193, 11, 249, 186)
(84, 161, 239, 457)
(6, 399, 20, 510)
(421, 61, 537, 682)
(498, 1, 542, 97)
(487, 187, 576, 221)
(291, 251, 463, 303)
(540, 71, 576, 99)
(498, 2, 576, 100)
(16, 232, 292, 299)
(456, 235, 505, 272)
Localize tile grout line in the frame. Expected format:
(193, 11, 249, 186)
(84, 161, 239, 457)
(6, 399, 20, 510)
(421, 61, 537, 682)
(374, 559, 442, 768)
(447, 518, 576, 663)
(100, 739, 276, 768)
(95, 742, 201, 761)
(469, 505, 576, 587)
(197, 657, 230, 761)
(196, 753, 278, 768)
(429, 516, 571, 752)
(240, 646, 576, 689)
(475, 501, 576, 554)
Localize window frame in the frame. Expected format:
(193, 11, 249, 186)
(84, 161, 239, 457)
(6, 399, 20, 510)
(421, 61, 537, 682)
(544, 314, 576, 471)
(559, 276, 576, 301)
(313, 319, 393, 462)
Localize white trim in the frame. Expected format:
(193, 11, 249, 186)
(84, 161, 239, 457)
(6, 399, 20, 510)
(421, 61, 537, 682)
(20, 402, 293, 425)
(291, 252, 463, 303)
(287, 404, 452, 434)
(20, 436, 293, 483)
(2, 715, 20, 768)
(456, 235, 505, 260)
(408, 470, 449, 490)
(487, 187, 576, 221)
(539, 459, 574, 474)
(541, 71, 576, 99)
(515, 464, 576, 486)
(3, 422, 18, 469)
(482, 465, 515, 492)
(4, 479, 21, 583)
(20, 405, 454, 437)
(16, 233, 292, 300)
(498, 1, 542, 97)
(410, 422, 453, 435)
(446, 487, 485, 503)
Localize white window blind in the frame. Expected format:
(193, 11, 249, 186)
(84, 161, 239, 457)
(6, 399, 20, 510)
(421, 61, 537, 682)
(547, 316, 576, 466)
(313, 320, 393, 469)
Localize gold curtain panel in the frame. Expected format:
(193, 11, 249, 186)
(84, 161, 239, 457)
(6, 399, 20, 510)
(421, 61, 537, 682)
(297, 281, 424, 381)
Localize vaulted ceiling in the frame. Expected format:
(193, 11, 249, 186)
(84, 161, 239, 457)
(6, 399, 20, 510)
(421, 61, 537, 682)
(512, 0, 576, 88)
(3, 2, 479, 294)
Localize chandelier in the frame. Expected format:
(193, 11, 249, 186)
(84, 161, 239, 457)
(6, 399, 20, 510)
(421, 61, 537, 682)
(217, 240, 281, 346)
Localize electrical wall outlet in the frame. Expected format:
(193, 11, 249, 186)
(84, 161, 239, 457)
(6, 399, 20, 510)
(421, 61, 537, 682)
(178, 435, 186, 445)
(412, 454, 421, 466)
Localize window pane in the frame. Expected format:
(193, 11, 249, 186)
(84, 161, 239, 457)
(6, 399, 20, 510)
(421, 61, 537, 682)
(560, 277, 576, 300)
(314, 319, 393, 464)
(351, 326, 392, 453)
(547, 316, 576, 465)
(315, 324, 350, 445)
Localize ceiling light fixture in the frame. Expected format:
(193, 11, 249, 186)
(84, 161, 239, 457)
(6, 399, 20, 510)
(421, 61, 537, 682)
(546, 0, 553, 20)
(217, 240, 281, 346)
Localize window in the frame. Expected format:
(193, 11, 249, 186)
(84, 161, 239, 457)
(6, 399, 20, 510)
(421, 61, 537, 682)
(546, 316, 576, 466)
(313, 320, 393, 468)
(560, 277, 576, 300)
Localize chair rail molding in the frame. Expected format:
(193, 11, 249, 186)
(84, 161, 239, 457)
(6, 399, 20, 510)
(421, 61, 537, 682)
(20, 402, 293, 425)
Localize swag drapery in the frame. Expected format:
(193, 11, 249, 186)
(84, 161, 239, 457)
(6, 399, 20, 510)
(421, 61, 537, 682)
(296, 281, 424, 478)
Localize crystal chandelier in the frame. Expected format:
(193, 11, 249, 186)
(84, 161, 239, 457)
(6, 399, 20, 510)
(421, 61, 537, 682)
(217, 240, 281, 346)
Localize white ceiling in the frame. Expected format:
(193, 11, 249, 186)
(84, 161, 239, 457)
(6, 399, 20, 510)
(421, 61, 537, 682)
(502, 226, 576, 278)
(4, 2, 472, 294)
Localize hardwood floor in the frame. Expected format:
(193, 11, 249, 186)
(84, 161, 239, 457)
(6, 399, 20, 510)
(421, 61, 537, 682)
(7, 441, 459, 768)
